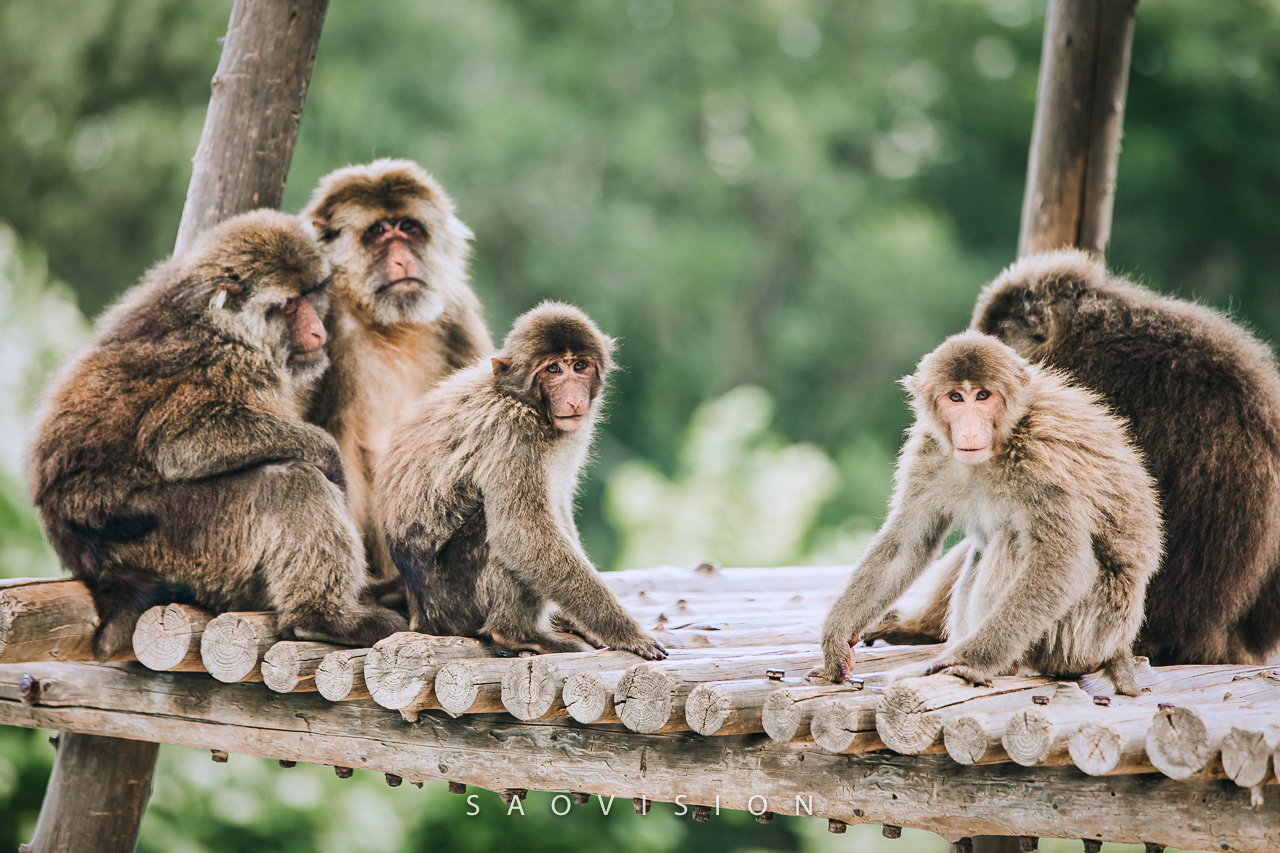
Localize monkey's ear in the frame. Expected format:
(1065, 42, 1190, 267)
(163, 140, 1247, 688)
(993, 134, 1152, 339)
(899, 374, 918, 394)
(491, 357, 513, 377)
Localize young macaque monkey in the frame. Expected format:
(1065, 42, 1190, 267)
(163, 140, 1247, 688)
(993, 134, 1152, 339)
(377, 302, 666, 659)
(28, 210, 407, 658)
(818, 331, 1162, 695)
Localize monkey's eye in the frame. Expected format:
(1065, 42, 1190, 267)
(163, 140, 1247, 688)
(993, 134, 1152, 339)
(546, 363, 563, 374)
(573, 360, 588, 372)
(398, 219, 420, 235)
(365, 222, 388, 239)
(948, 392, 963, 403)
(976, 389, 991, 401)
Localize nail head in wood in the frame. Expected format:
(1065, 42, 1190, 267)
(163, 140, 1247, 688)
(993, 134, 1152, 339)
(1032, 695, 1050, 706)
(572, 792, 590, 805)
(828, 819, 847, 834)
(1158, 703, 1174, 711)
(448, 781, 466, 795)
(278, 760, 295, 768)
(693, 805, 712, 822)
(1144, 844, 1165, 853)
(1093, 696, 1111, 706)
(385, 773, 402, 787)
(951, 839, 973, 853)
(766, 669, 785, 680)
(500, 788, 527, 804)
(633, 796, 650, 815)
(756, 811, 774, 824)
(18, 674, 40, 705)
(210, 750, 228, 763)
(334, 766, 353, 779)
(883, 825, 903, 839)
(849, 677, 865, 689)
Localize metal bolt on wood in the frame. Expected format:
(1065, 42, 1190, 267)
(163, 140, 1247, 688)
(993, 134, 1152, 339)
(1032, 695, 1050, 706)
(884, 824, 903, 839)
(334, 766, 353, 779)
(756, 811, 774, 824)
(500, 788, 527, 804)
(572, 792, 590, 805)
(1144, 845, 1165, 853)
(1094, 696, 1111, 706)
(19, 674, 40, 704)
(633, 796, 650, 815)
(829, 819, 848, 834)
(1019, 838, 1039, 852)
(1083, 840, 1102, 853)
(951, 839, 974, 853)
(210, 750, 228, 763)
(692, 805, 712, 822)
(278, 760, 295, 768)
(448, 782, 466, 795)
(385, 774, 402, 787)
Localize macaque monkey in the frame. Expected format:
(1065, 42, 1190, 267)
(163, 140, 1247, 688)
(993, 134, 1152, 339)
(975, 249, 1280, 664)
(819, 331, 1162, 694)
(377, 302, 666, 659)
(28, 210, 407, 659)
(302, 159, 493, 581)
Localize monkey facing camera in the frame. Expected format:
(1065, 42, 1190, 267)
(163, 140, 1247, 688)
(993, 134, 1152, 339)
(818, 331, 1162, 695)
(975, 249, 1280, 665)
(377, 302, 667, 660)
(28, 209, 407, 659)
(302, 159, 493, 584)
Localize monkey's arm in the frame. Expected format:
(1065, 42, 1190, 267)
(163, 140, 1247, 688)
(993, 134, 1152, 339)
(864, 538, 968, 644)
(819, 491, 952, 681)
(484, 476, 663, 659)
(139, 399, 345, 488)
(932, 518, 1094, 685)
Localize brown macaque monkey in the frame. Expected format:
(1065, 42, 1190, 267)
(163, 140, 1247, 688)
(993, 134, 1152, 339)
(27, 210, 407, 659)
(376, 303, 666, 659)
(819, 331, 1162, 695)
(974, 249, 1280, 665)
(302, 159, 493, 582)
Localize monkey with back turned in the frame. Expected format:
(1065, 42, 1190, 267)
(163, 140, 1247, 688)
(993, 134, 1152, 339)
(376, 302, 667, 659)
(820, 332, 1162, 694)
(974, 249, 1280, 665)
(28, 210, 407, 659)
(302, 159, 493, 582)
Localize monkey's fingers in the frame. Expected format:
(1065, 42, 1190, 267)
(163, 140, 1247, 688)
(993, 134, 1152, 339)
(927, 661, 993, 687)
(839, 643, 857, 683)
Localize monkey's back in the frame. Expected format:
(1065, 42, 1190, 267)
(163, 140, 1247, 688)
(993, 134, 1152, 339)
(974, 250, 1280, 664)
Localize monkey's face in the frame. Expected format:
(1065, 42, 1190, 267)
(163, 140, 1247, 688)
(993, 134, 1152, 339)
(312, 199, 473, 329)
(934, 383, 1003, 465)
(492, 351, 602, 431)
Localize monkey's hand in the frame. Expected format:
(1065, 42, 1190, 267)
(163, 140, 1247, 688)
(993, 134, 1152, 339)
(610, 634, 667, 661)
(810, 640, 857, 683)
(924, 657, 993, 687)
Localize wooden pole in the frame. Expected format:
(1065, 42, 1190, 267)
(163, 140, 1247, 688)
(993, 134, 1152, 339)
(1016, 0, 1138, 259)
(24, 2, 328, 850)
(174, 0, 329, 252)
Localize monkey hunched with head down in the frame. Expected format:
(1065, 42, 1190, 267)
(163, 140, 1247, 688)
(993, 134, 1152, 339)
(377, 302, 666, 659)
(28, 210, 407, 659)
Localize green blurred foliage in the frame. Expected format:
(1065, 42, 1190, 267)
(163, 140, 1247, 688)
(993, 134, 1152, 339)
(0, 0, 1276, 849)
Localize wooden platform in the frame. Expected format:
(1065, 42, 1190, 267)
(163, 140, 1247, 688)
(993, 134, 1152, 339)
(2, 566, 1278, 852)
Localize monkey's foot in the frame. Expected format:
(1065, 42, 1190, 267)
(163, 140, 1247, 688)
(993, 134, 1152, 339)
(616, 637, 668, 661)
(924, 658, 993, 687)
(811, 642, 857, 683)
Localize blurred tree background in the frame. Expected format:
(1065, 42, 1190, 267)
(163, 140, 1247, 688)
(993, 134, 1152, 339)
(0, 0, 1275, 849)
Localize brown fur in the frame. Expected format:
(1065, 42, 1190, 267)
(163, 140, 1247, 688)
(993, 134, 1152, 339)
(27, 210, 406, 659)
(974, 249, 1280, 665)
(375, 303, 665, 659)
(820, 332, 1163, 693)
(302, 159, 493, 581)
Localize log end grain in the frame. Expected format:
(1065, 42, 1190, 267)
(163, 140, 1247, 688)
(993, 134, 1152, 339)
(1069, 722, 1122, 776)
(199, 612, 274, 683)
(811, 699, 856, 754)
(762, 689, 804, 743)
(877, 681, 942, 754)
(685, 683, 731, 736)
(1147, 707, 1211, 780)
(434, 661, 479, 717)
(316, 649, 368, 702)
(944, 715, 993, 765)
(261, 643, 302, 693)
(614, 667, 675, 734)
(132, 604, 210, 671)
(1221, 726, 1277, 789)
(563, 671, 610, 724)
(1004, 708, 1053, 767)
(501, 656, 559, 720)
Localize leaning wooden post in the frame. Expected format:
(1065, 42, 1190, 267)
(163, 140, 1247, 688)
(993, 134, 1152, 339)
(977, 3, 1138, 852)
(1017, 0, 1139, 259)
(22, 3, 328, 852)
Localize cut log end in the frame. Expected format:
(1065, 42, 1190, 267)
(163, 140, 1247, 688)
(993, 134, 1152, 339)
(563, 671, 611, 724)
(685, 683, 730, 735)
(501, 656, 559, 720)
(1221, 726, 1278, 789)
(615, 667, 675, 734)
(199, 612, 277, 683)
(1003, 708, 1053, 766)
(1069, 722, 1123, 776)
(132, 604, 211, 672)
(876, 682, 942, 754)
(762, 690, 805, 743)
(434, 662, 479, 717)
(1146, 707, 1212, 779)
(944, 715, 994, 765)
(316, 649, 369, 702)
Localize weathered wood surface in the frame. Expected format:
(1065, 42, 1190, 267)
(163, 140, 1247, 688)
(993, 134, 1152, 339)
(613, 651, 823, 734)
(0, 578, 132, 665)
(686, 677, 803, 737)
(562, 669, 623, 725)
(1017, 0, 1138, 258)
(174, 0, 330, 251)
(363, 632, 488, 719)
(1147, 702, 1280, 780)
(200, 612, 280, 683)
(262, 641, 345, 693)
(315, 649, 371, 702)
(1220, 725, 1278, 798)
(434, 658, 512, 717)
(876, 676, 1063, 755)
(598, 564, 849, 597)
(4, 662, 1277, 852)
(810, 693, 889, 755)
(20, 732, 158, 853)
(133, 604, 212, 672)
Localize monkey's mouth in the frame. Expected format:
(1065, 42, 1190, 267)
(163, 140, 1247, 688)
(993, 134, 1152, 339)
(379, 277, 426, 293)
(553, 414, 585, 429)
(290, 346, 326, 363)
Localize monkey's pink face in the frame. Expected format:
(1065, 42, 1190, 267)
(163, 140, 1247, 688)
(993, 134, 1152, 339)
(536, 354, 600, 431)
(935, 383, 1003, 465)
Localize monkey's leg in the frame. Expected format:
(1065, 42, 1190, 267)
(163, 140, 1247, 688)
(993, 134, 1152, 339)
(1102, 653, 1140, 697)
(85, 576, 156, 662)
(483, 574, 593, 655)
(931, 529, 1093, 686)
(865, 539, 968, 644)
